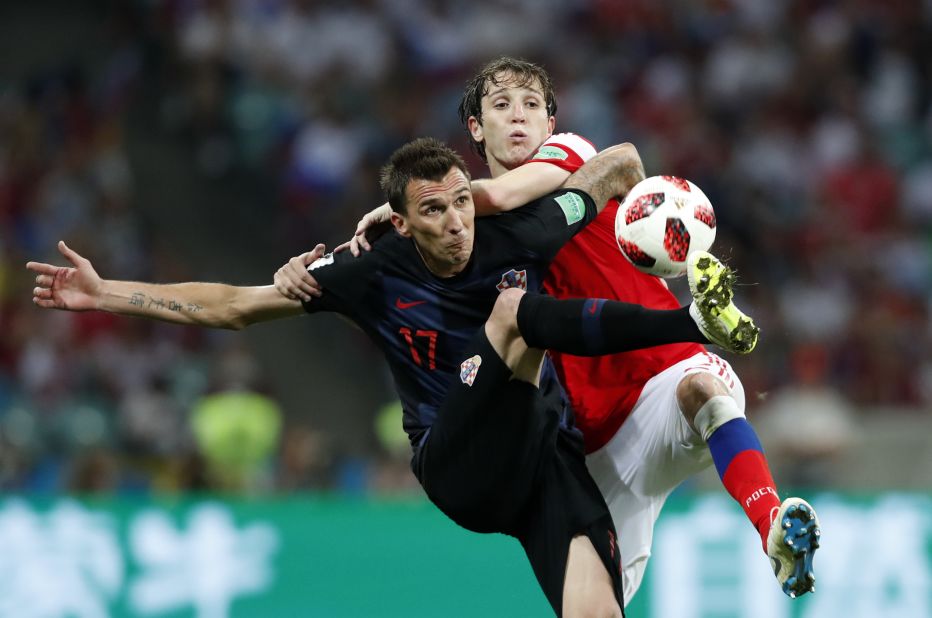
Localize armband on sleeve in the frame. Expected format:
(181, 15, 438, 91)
(528, 133, 598, 172)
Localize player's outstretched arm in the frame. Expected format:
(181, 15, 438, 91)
(470, 162, 571, 215)
(563, 143, 644, 211)
(28, 241, 305, 330)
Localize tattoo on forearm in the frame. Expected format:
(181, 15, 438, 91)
(564, 150, 646, 206)
(133, 294, 202, 314)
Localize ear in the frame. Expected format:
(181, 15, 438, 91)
(391, 211, 411, 238)
(467, 116, 483, 143)
(547, 116, 555, 137)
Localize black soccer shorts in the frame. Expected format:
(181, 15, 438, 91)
(414, 335, 624, 615)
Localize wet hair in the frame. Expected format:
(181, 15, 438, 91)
(457, 56, 558, 162)
(380, 137, 471, 214)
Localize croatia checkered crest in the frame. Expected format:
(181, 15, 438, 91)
(614, 175, 716, 278)
(460, 355, 482, 386)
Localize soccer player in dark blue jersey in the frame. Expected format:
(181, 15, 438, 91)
(28, 137, 747, 616)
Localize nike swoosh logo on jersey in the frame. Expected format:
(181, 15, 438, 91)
(395, 298, 427, 310)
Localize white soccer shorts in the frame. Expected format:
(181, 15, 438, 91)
(585, 351, 746, 605)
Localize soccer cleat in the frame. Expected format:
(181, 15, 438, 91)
(686, 251, 759, 354)
(767, 497, 821, 598)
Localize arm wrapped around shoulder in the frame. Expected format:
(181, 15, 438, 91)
(562, 143, 645, 211)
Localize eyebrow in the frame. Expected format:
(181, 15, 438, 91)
(418, 196, 444, 208)
(486, 87, 544, 99)
(417, 186, 470, 208)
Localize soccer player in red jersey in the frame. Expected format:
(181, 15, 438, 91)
(460, 57, 820, 603)
(278, 58, 821, 603)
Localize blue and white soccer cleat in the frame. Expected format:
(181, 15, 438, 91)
(767, 497, 821, 598)
(686, 251, 759, 354)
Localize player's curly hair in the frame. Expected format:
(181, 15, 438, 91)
(458, 57, 558, 162)
(380, 137, 471, 214)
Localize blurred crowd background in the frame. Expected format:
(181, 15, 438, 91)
(1, 0, 930, 496)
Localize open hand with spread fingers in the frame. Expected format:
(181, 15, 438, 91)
(27, 240, 103, 312)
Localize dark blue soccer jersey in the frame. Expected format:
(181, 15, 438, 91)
(302, 189, 597, 446)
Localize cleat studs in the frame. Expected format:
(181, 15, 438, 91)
(784, 520, 792, 529)
(810, 585, 815, 594)
(799, 504, 809, 514)
(698, 257, 711, 269)
(814, 529, 821, 538)
(789, 592, 797, 599)
(807, 573, 816, 583)
(786, 538, 794, 546)
(788, 505, 798, 515)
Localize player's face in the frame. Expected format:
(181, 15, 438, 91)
(468, 72, 555, 177)
(391, 167, 475, 278)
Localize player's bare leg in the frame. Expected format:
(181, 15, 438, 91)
(563, 535, 623, 618)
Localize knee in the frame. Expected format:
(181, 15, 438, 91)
(678, 373, 746, 441)
(676, 372, 730, 425)
(485, 289, 545, 379)
(487, 288, 525, 341)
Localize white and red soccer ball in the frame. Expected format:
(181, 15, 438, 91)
(614, 175, 717, 278)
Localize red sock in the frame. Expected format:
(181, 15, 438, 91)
(708, 419, 781, 552)
(721, 450, 781, 551)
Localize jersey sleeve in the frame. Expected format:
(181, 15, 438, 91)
(300, 249, 374, 316)
(507, 188, 599, 260)
(526, 133, 598, 173)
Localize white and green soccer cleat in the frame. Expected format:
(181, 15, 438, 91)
(767, 497, 821, 598)
(687, 251, 759, 354)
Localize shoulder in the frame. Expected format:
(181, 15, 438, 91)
(305, 237, 397, 290)
(313, 233, 406, 270)
(302, 235, 410, 316)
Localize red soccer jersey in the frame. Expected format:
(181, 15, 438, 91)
(527, 133, 705, 452)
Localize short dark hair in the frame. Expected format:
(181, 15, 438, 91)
(457, 57, 558, 162)
(380, 137, 471, 214)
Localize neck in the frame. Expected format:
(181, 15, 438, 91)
(487, 158, 509, 179)
(413, 242, 466, 278)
